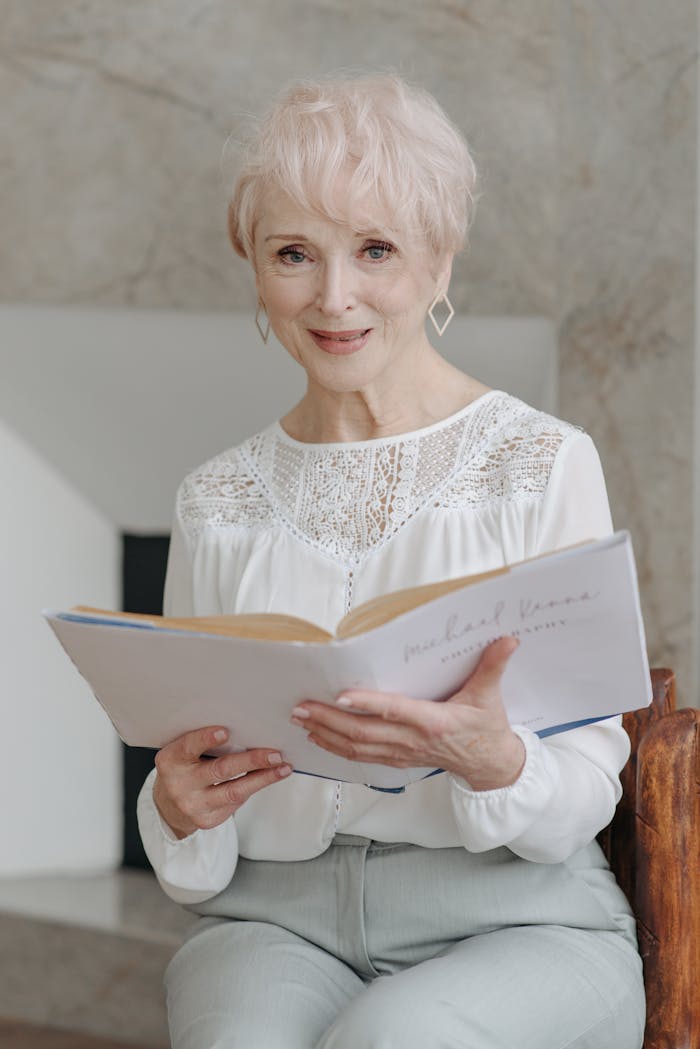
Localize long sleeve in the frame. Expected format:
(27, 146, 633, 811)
(448, 432, 633, 862)
(136, 496, 239, 904)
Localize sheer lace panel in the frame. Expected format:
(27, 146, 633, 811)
(437, 424, 578, 510)
(178, 460, 270, 535)
(178, 393, 578, 568)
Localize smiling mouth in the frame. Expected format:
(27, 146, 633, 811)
(309, 328, 372, 341)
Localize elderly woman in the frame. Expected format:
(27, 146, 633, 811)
(138, 74, 645, 1049)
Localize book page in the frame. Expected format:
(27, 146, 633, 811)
(336, 565, 511, 639)
(72, 606, 333, 643)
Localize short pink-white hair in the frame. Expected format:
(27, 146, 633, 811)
(227, 73, 480, 263)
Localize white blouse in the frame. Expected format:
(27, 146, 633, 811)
(137, 390, 631, 904)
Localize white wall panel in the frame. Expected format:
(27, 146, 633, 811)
(0, 418, 121, 874)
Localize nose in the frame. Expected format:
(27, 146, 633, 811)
(316, 257, 357, 316)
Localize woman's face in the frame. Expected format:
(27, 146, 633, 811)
(252, 186, 451, 395)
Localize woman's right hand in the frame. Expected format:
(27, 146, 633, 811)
(153, 726, 293, 840)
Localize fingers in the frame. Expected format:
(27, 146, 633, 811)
(156, 727, 287, 781)
(452, 636, 520, 709)
(292, 699, 439, 769)
(308, 726, 416, 768)
(206, 765, 292, 814)
(157, 725, 230, 770)
(477, 635, 520, 674)
(153, 725, 293, 838)
(296, 690, 438, 731)
(154, 754, 292, 838)
(200, 747, 288, 787)
(294, 701, 423, 743)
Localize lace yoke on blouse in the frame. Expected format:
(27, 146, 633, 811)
(178, 390, 577, 574)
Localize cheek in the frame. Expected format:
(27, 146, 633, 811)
(373, 276, 432, 321)
(261, 275, 309, 319)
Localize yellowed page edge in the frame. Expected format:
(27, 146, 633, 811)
(335, 539, 594, 640)
(335, 565, 510, 639)
(72, 606, 334, 644)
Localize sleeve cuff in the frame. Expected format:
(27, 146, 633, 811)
(447, 727, 560, 852)
(136, 768, 239, 904)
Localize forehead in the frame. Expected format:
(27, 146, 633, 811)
(255, 183, 400, 243)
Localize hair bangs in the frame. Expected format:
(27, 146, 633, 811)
(227, 73, 480, 264)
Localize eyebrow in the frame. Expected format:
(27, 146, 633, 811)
(264, 231, 391, 243)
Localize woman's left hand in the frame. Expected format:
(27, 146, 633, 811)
(290, 636, 526, 791)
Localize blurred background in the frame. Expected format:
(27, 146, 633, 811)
(0, 2, 697, 1046)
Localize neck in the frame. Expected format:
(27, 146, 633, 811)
(280, 353, 490, 444)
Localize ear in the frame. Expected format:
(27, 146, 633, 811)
(439, 254, 454, 292)
(251, 257, 263, 303)
(246, 220, 263, 296)
(432, 253, 454, 296)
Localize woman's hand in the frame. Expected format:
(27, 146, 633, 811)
(153, 726, 293, 840)
(291, 637, 525, 791)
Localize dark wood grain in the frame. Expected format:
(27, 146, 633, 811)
(599, 669, 700, 1049)
(598, 668, 676, 904)
(635, 704, 700, 1048)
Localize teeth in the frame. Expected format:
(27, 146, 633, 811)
(323, 332, 365, 341)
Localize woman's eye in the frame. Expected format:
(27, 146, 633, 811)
(364, 241, 395, 261)
(278, 247, 307, 264)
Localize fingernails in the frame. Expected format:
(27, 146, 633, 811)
(213, 729, 228, 742)
(277, 764, 292, 778)
(290, 716, 306, 728)
(291, 706, 310, 719)
(336, 696, 353, 708)
(267, 752, 282, 766)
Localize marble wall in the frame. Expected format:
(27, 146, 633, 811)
(2, 1, 697, 700)
(556, 3, 697, 703)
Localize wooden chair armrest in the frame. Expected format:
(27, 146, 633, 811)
(599, 668, 676, 903)
(635, 706, 700, 1049)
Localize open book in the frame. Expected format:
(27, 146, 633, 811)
(44, 531, 651, 790)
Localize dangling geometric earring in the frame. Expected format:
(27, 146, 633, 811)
(255, 302, 270, 344)
(427, 291, 455, 336)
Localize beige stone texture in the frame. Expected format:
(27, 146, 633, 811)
(557, 2, 697, 699)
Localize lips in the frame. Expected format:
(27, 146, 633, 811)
(308, 327, 372, 355)
(309, 329, 371, 339)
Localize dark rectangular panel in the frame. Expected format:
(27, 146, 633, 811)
(121, 534, 170, 869)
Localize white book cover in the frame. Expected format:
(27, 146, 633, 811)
(44, 531, 651, 790)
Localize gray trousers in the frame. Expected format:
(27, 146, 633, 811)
(165, 835, 645, 1049)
